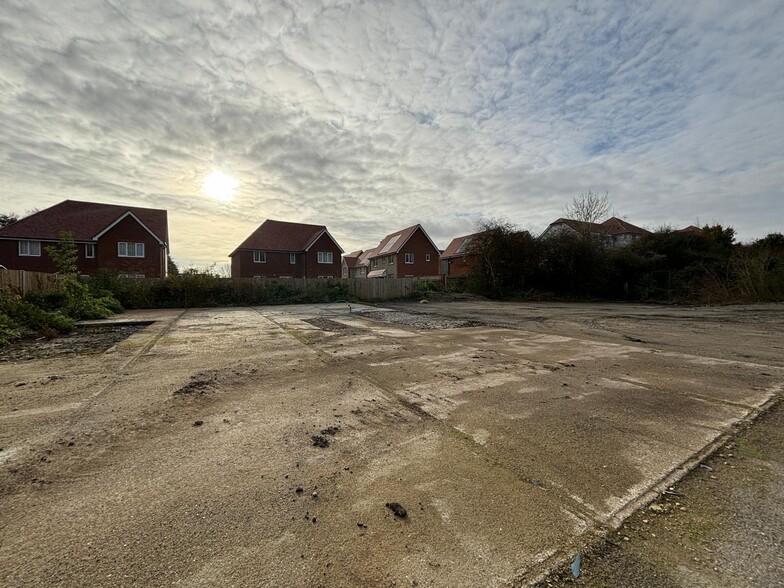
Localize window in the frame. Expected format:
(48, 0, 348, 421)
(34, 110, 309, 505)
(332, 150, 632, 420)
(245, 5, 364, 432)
(18, 240, 41, 256)
(289, 253, 296, 265)
(404, 252, 414, 264)
(317, 251, 333, 264)
(85, 244, 95, 258)
(118, 242, 144, 257)
(118, 274, 145, 279)
(425, 253, 431, 262)
(253, 251, 266, 263)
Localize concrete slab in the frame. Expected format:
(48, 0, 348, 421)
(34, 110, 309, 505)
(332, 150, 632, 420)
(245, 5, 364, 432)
(1, 302, 782, 587)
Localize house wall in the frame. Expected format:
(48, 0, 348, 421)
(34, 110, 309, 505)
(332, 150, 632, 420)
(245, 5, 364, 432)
(443, 254, 476, 277)
(231, 233, 342, 279)
(231, 250, 302, 278)
(610, 233, 642, 247)
(349, 266, 367, 278)
(302, 232, 341, 278)
(397, 228, 440, 277)
(369, 253, 398, 277)
(97, 215, 166, 278)
(0, 239, 60, 273)
(0, 215, 165, 277)
(539, 223, 578, 239)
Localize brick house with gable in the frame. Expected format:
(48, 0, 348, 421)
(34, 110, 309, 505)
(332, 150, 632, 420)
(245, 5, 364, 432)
(341, 250, 363, 278)
(230, 219, 344, 278)
(0, 199, 169, 277)
(367, 225, 440, 278)
(440, 233, 479, 278)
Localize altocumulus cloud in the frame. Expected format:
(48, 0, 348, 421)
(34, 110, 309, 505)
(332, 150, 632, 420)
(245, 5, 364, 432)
(0, 0, 782, 265)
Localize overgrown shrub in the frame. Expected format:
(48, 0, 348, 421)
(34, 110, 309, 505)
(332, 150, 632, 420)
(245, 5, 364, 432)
(45, 232, 123, 320)
(88, 273, 357, 309)
(0, 288, 75, 341)
(468, 221, 784, 303)
(0, 313, 21, 346)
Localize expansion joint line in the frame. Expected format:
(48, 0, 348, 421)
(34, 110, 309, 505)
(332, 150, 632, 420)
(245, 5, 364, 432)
(65, 308, 189, 426)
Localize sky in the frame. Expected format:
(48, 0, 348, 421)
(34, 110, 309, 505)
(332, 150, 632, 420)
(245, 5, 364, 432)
(1, 0, 782, 268)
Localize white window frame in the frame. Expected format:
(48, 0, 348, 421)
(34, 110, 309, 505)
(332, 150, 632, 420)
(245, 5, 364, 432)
(425, 253, 431, 262)
(317, 251, 333, 264)
(289, 253, 296, 265)
(404, 252, 414, 264)
(85, 244, 95, 258)
(253, 251, 266, 263)
(18, 240, 42, 257)
(118, 242, 144, 258)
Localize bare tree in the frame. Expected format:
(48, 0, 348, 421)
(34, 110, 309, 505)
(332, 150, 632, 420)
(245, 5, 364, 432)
(563, 190, 613, 225)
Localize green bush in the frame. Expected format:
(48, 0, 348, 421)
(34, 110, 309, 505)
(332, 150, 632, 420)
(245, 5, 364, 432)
(25, 291, 67, 311)
(89, 274, 355, 309)
(0, 314, 20, 346)
(0, 288, 75, 343)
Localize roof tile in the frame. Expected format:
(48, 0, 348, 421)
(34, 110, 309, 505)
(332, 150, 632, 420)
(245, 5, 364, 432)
(0, 199, 168, 243)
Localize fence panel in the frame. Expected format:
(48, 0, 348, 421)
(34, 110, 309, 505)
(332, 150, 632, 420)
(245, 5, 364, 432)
(0, 269, 60, 297)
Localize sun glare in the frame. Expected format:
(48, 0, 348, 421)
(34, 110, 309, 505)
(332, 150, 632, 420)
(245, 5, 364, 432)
(202, 170, 238, 202)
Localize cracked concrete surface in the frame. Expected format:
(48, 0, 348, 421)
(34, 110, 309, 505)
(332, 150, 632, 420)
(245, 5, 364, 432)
(1, 302, 782, 587)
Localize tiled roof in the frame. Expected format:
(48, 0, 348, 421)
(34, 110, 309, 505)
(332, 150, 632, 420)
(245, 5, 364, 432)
(441, 234, 478, 259)
(231, 219, 343, 255)
(369, 224, 439, 259)
(356, 248, 377, 267)
(600, 217, 649, 236)
(343, 250, 363, 268)
(369, 225, 420, 258)
(549, 216, 648, 236)
(675, 225, 703, 234)
(549, 218, 605, 234)
(0, 199, 168, 243)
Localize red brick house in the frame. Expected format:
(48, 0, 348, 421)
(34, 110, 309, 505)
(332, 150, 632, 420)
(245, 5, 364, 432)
(341, 250, 363, 278)
(440, 233, 479, 278)
(367, 225, 440, 278)
(230, 219, 344, 278)
(0, 199, 169, 277)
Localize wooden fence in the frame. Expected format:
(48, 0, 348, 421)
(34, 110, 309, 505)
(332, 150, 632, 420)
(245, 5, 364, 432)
(0, 269, 61, 297)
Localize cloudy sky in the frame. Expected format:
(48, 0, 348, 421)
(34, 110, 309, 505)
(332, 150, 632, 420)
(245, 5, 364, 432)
(1, 0, 782, 267)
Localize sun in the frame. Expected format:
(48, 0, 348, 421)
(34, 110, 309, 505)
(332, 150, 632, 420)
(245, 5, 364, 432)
(202, 170, 238, 202)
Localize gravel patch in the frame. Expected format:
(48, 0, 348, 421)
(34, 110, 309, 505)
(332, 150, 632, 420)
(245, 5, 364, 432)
(354, 309, 483, 330)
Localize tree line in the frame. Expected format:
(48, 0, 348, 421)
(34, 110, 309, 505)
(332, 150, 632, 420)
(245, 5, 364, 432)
(465, 220, 784, 303)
